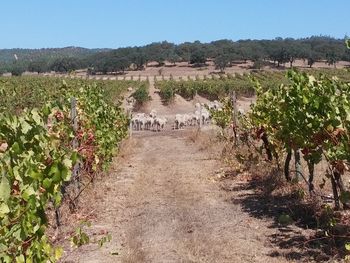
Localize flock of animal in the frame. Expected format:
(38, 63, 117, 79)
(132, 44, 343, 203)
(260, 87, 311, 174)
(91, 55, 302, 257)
(131, 110, 168, 132)
(131, 101, 223, 132)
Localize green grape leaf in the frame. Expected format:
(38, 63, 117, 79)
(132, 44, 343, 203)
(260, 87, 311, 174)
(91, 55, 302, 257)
(0, 175, 10, 201)
(345, 242, 350, 251)
(43, 178, 52, 189)
(31, 109, 41, 124)
(0, 203, 10, 215)
(22, 185, 36, 201)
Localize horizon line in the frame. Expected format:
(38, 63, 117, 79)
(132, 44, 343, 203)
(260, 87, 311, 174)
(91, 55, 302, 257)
(0, 34, 347, 50)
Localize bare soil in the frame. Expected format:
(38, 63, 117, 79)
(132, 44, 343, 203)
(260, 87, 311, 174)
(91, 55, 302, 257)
(119, 59, 350, 79)
(58, 81, 328, 263)
(50, 59, 350, 81)
(61, 130, 291, 263)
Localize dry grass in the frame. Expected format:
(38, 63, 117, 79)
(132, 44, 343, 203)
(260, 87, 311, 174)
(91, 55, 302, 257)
(72, 59, 350, 80)
(214, 135, 350, 260)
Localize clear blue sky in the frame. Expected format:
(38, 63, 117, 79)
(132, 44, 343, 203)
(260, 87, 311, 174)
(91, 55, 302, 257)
(1, 0, 348, 49)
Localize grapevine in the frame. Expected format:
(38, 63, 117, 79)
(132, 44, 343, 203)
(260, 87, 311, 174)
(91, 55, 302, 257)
(0, 77, 133, 261)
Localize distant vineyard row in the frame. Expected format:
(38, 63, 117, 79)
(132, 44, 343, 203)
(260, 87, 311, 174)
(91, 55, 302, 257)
(0, 76, 147, 114)
(155, 69, 350, 103)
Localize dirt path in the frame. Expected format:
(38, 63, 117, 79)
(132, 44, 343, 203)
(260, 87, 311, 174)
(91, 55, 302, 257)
(65, 129, 291, 262)
(62, 81, 293, 262)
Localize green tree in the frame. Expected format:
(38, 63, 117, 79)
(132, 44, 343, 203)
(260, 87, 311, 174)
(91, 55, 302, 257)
(97, 57, 130, 74)
(28, 60, 48, 73)
(277, 48, 290, 67)
(131, 48, 147, 70)
(168, 52, 181, 65)
(10, 62, 26, 76)
(284, 40, 300, 68)
(190, 49, 206, 66)
(326, 51, 339, 68)
(50, 57, 82, 73)
(307, 56, 316, 68)
(175, 42, 192, 61)
(214, 55, 230, 72)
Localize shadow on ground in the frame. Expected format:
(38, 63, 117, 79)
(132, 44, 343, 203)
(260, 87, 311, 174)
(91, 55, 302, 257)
(225, 173, 343, 262)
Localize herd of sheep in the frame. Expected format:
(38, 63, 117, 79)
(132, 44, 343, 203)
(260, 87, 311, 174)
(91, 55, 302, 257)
(131, 110, 168, 132)
(131, 101, 223, 132)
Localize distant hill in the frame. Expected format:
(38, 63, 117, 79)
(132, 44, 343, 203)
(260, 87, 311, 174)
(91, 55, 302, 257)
(1, 36, 349, 75)
(0, 47, 110, 63)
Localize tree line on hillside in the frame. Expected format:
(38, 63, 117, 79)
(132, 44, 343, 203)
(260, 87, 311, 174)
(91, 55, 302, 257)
(0, 47, 104, 76)
(1, 36, 350, 76)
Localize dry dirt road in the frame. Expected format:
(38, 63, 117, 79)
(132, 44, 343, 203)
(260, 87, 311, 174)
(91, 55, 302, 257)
(62, 82, 295, 263)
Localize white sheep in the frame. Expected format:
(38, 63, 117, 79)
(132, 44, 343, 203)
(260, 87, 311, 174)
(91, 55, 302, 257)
(137, 116, 146, 130)
(194, 110, 201, 125)
(132, 113, 146, 130)
(201, 109, 210, 124)
(131, 116, 138, 130)
(213, 100, 222, 110)
(174, 114, 186, 129)
(150, 109, 157, 118)
(237, 108, 245, 115)
(145, 116, 155, 130)
(183, 113, 192, 126)
(127, 97, 135, 105)
(131, 112, 170, 132)
(187, 113, 199, 126)
(194, 108, 210, 125)
(154, 117, 167, 131)
(135, 113, 146, 118)
(207, 101, 215, 110)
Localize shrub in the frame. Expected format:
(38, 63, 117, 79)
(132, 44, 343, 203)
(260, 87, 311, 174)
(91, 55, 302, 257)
(131, 83, 151, 107)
